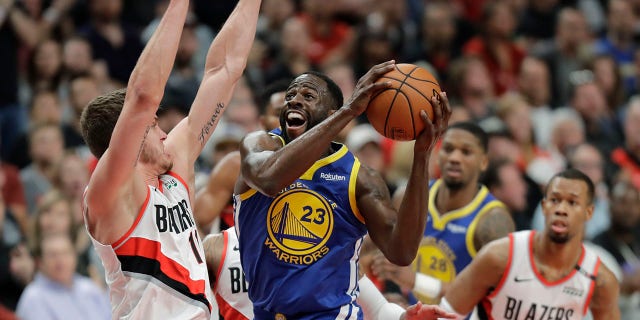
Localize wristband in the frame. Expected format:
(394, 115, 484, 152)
(413, 273, 442, 298)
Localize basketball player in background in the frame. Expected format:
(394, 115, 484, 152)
(194, 79, 290, 235)
(79, 0, 261, 318)
(372, 122, 514, 304)
(440, 169, 620, 319)
(203, 228, 456, 320)
(233, 62, 451, 318)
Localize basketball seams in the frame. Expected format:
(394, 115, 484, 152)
(366, 63, 440, 141)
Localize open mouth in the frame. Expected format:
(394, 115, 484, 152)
(285, 111, 307, 129)
(550, 220, 568, 233)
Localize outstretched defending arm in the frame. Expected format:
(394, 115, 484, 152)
(166, 0, 262, 180)
(86, 0, 188, 229)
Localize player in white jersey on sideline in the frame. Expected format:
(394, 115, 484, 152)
(204, 228, 455, 320)
(79, 0, 262, 318)
(438, 169, 620, 319)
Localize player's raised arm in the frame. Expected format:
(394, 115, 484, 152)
(83, 0, 188, 224)
(166, 0, 262, 177)
(358, 93, 450, 265)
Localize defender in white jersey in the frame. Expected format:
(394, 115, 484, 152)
(79, 0, 262, 317)
(440, 169, 620, 319)
(203, 228, 456, 320)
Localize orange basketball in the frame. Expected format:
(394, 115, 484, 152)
(366, 64, 441, 141)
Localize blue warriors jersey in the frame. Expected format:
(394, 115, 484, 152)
(234, 136, 368, 319)
(413, 179, 505, 304)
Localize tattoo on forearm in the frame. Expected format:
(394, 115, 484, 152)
(198, 103, 226, 145)
(135, 125, 152, 166)
(474, 210, 514, 251)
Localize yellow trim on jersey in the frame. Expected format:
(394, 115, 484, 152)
(299, 145, 348, 180)
(237, 132, 284, 202)
(428, 179, 490, 230)
(349, 158, 365, 224)
(268, 131, 285, 146)
(238, 189, 257, 201)
(465, 200, 507, 257)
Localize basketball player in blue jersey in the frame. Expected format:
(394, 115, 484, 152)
(203, 227, 456, 320)
(233, 62, 452, 319)
(439, 169, 620, 319)
(372, 122, 515, 305)
(79, 0, 262, 318)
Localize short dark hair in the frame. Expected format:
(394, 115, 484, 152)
(301, 70, 344, 109)
(80, 88, 126, 158)
(545, 168, 595, 204)
(447, 121, 488, 152)
(257, 78, 292, 115)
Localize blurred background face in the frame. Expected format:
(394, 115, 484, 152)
(609, 182, 640, 231)
(63, 39, 93, 76)
(30, 126, 64, 165)
(551, 118, 585, 155)
(39, 235, 77, 287)
(438, 129, 487, 190)
(38, 199, 73, 236)
(35, 40, 62, 79)
(281, 18, 310, 57)
(70, 77, 101, 116)
(58, 155, 90, 199)
(485, 2, 516, 39)
(494, 163, 528, 212)
(624, 102, 640, 154)
(90, 0, 123, 22)
(423, 3, 456, 48)
(503, 102, 533, 145)
(518, 58, 550, 106)
(608, 0, 636, 37)
(261, 91, 286, 131)
(262, 0, 295, 27)
(572, 83, 608, 120)
(542, 177, 592, 243)
(557, 9, 589, 47)
(31, 92, 62, 124)
(176, 27, 199, 69)
(570, 145, 603, 186)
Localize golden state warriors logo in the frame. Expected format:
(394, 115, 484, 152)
(265, 188, 334, 265)
(413, 237, 456, 304)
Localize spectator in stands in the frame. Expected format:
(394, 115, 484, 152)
(16, 233, 110, 320)
(517, 56, 555, 148)
(483, 158, 531, 230)
(463, 0, 525, 95)
(20, 123, 64, 215)
(611, 97, 640, 189)
(79, 0, 143, 85)
(590, 54, 627, 112)
(532, 7, 592, 108)
(415, 2, 460, 84)
(447, 56, 495, 120)
(594, 0, 637, 94)
(593, 176, 640, 319)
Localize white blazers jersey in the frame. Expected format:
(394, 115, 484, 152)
(214, 228, 252, 320)
(87, 172, 217, 319)
(482, 231, 599, 320)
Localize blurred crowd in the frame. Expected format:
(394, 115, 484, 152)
(1, 0, 640, 319)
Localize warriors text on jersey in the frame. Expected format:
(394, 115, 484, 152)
(234, 140, 368, 319)
(214, 228, 252, 320)
(481, 231, 599, 320)
(87, 172, 217, 319)
(414, 179, 505, 303)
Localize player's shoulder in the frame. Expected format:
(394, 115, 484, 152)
(475, 236, 511, 267)
(242, 130, 283, 151)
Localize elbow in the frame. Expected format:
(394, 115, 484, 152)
(126, 84, 162, 109)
